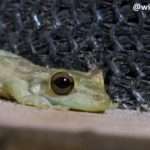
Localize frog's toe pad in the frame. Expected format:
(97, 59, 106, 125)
(20, 95, 52, 108)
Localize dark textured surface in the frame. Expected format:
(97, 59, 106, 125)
(0, 0, 149, 110)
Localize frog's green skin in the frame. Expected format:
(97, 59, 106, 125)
(0, 50, 112, 112)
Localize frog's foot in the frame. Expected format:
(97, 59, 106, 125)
(19, 95, 52, 108)
(2, 79, 52, 108)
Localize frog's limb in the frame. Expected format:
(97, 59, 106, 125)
(2, 79, 52, 108)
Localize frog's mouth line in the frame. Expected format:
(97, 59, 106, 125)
(0, 91, 110, 113)
(0, 97, 106, 114)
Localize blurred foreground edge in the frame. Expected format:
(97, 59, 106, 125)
(0, 100, 150, 150)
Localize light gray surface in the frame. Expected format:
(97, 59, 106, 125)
(0, 100, 150, 150)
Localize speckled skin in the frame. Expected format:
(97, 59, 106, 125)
(0, 50, 112, 112)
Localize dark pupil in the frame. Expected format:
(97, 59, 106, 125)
(54, 77, 72, 89)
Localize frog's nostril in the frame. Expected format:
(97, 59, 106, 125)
(51, 72, 74, 95)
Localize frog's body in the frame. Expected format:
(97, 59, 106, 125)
(0, 50, 112, 112)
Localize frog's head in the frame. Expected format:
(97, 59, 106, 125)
(31, 69, 112, 112)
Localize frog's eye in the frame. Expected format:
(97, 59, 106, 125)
(51, 72, 74, 95)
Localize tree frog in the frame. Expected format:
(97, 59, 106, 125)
(0, 50, 113, 112)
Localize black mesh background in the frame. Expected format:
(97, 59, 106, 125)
(0, 0, 149, 111)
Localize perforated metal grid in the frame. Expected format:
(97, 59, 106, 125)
(0, 0, 149, 110)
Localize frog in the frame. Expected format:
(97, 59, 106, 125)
(0, 49, 113, 112)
